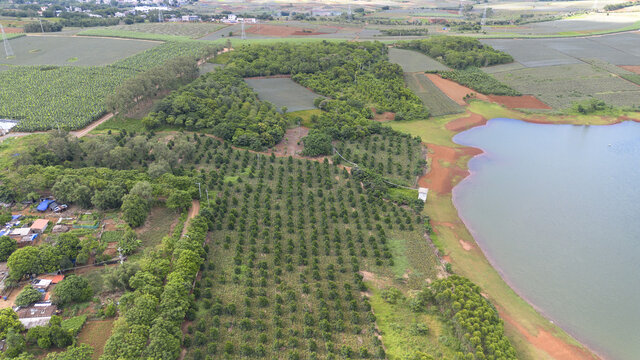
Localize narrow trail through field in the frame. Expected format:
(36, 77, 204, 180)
(181, 200, 200, 237)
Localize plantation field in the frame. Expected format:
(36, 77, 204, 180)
(0, 41, 218, 131)
(186, 148, 439, 360)
(78, 29, 192, 42)
(245, 77, 325, 112)
(404, 72, 463, 117)
(496, 12, 640, 35)
(92, 22, 226, 39)
(482, 33, 640, 67)
(491, 63, 640, 109)
(1, 36, 158, 66)
(388, 47, 449, 73)
(335, 132, 426, 187)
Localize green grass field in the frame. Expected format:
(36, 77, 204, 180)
(491, 63, 640, 109)
(1, 36, 157, 66)
(82, 22, 226, 39)
(136, 206, 179, 248)
(404, 72, 463, 116)
(78, 29, 191, 42)
(78, 319, 115, 360)
(244, 77, 325, 112)
(388, 47, 450, 73)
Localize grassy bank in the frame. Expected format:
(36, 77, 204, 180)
(386, 101, 614, 359)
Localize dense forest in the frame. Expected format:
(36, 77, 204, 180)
(226, 42, 429, 120)
(397, 37, 514, 69)
(143, 69, 288, 150)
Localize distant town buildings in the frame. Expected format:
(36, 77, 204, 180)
(220, 14, 257, 24)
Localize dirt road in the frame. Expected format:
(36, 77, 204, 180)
(181, 200, 200, 237)
(0, 112, 114, 143)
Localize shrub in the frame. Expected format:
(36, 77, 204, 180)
(15, 286, 42, 307)
(60, 315, 87, 335)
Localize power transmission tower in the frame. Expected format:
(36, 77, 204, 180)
(0, 24, 14, 58)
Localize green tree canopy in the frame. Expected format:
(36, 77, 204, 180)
(15, 286, 42, 307)
(52, 275, 92, 307)
(0, 308, 24, 340)
(0, 236, 17, 262)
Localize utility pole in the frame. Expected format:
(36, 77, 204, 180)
(241, 19, 246, 40)
(205, 188, 210, 206)
(0, 24, 14, 58)
(38, 18, 45, 33)
(195, 182, 202, 199)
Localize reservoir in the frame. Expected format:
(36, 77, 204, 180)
(452, 118, 640, 360)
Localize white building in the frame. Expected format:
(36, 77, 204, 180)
(418, 187, 429, 202)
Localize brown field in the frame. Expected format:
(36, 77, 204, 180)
(620, 65, 640, 74)
(487, 95, 551, 110)
(445, 113, 487, 132)
(78, 319, 115, 360)
(245, 24, 327, 36)
(2, 27, 23, 33)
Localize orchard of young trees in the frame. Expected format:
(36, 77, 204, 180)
(397, 37, 514, 69)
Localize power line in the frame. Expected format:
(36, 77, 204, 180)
(332, 147, 417, 190)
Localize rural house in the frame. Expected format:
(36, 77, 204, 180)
(30, 219, 49, 233)
(15, 302, 58, 329)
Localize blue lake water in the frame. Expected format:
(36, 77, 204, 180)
(452, 118, 640, 360)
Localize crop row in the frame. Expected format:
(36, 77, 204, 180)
(0, 41, 217, 131)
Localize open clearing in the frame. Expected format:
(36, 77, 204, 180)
(491, 63, 640, 108)
(388, 47, 450, 72)
(1, 36, 158, 66)
(78, 319, 115, 360)
(404, 72, 463, 116)
(244, 77, 325, 112)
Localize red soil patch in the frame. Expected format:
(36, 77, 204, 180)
(620, 65, 640, 74)
(272, 126, 309, 157)
(418, 143, 481, 195)
(497, 306, 599, 360)
(459, 239, 473, 251)
(371, 108, 395, 122)
(426, 73, 489, 105)
(2, 28, 23, 33)
(427, 74, 549, 110)
(246, 24, 307, 37)
(445, 113, 487, 132)
(488, 95, 551, 110)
